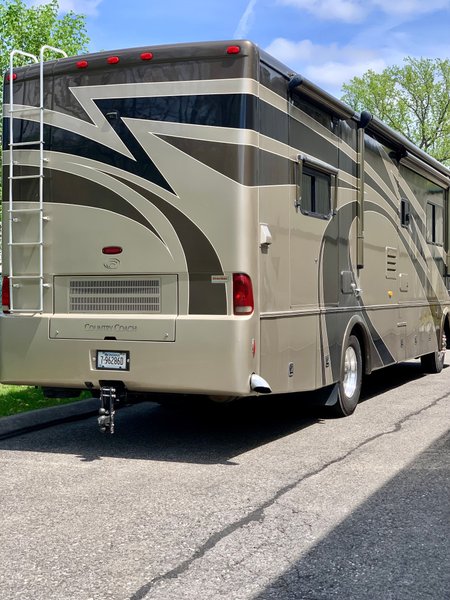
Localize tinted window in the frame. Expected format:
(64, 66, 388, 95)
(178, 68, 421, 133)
(426, 203, 444, 246)
(300, 167, 332, 218)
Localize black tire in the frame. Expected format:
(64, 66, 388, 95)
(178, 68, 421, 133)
(330, 334, 363, 417)
(420, 328, 446, 373)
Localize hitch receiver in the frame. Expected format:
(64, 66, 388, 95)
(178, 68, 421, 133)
(98, 383, 126, 434)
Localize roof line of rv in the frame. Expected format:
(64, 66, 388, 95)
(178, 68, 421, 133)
(284, 74, 448, 183)
(5, 39, 449, 182)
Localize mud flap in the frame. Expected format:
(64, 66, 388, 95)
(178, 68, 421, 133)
(322, 383, 339, 406)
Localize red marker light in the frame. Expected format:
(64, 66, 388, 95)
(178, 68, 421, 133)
(227, 46, 241, 55)
(6, 73, 17, 82)
(107, 56, 120, 64)
(76, 60, 88, 69)
(102, 246, 123, 255)
(140, 52, 154, 61)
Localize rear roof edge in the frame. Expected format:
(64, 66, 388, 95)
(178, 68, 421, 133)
(4, 40, 260, 80)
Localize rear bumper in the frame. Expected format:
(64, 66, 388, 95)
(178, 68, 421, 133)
(0, 314, 259, 396)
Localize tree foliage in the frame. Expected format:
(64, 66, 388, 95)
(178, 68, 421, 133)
(0, 0, 90, 211)
(341, 57, 450, 166)
(0, 0, 89, 73)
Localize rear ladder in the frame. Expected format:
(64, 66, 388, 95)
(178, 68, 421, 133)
(8, 45, 67, 313)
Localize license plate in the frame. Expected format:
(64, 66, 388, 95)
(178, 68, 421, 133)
(96, 350, 129, 371)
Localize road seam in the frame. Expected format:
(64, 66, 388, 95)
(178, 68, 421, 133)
(129, 393, 449, 599)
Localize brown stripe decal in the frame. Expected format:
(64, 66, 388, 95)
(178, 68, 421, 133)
(158, 136, 291, 186)
(3, 163, 227, 315)
(2, 165, 164, 243)
(112, 177, 227, 315)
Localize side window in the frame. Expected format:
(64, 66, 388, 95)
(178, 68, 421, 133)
(435, 204, 444, 245)
(399, 164, 446, 248)
(296, 157, 336, 219)
(426, 203, 444, 246)
(400, 198, 410, 228)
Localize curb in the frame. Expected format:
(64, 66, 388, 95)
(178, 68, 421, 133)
(0, 397, 99, 439)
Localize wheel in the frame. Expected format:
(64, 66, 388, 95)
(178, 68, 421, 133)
(330, 334, 363, 417)
(421, 329, 446, 374)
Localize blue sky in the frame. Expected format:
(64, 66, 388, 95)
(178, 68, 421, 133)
(48, 1, 450, 96)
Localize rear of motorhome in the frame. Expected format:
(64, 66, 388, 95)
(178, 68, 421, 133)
(2, 41, 450, 431)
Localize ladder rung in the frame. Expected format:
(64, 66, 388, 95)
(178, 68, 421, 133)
(9, 107, 41, 114)
(9, 141, 42, 147)
(8, 241, 43, 247)
(6, 46, 67, 316)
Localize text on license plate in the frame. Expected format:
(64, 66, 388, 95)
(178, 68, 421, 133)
(96, 350, 129, 371)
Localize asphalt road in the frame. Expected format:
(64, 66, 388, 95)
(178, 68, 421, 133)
(0, 360, 448, 600)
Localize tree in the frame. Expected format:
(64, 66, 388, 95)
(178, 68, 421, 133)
(0, 0, 90, 212)
(341, 57, 450, 166)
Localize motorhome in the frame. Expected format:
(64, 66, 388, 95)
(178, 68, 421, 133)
(2, 41, 449, 432)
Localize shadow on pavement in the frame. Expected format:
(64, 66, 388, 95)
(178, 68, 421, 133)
(253, 429, 450, 600)
(0, 359, 435, 464)
(0, 392, 322, 464)
(360, 359, 436, 402)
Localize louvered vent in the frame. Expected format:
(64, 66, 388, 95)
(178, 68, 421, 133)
(69, 279, 160, 313)
(385, 247, 398, 280)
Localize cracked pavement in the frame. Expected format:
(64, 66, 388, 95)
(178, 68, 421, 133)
(0, 360, 449, 600)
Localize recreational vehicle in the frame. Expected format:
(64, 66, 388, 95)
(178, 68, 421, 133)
(2, 41, 449, 432)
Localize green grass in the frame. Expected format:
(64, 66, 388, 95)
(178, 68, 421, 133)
(0, 384, 90, 418)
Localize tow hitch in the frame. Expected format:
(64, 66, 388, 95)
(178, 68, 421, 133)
(98, 383, 126, 434)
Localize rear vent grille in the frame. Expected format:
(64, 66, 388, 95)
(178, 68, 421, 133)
(69, 279, 160, 313)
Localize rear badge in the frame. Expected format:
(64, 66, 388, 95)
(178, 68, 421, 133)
(104, 258, 120, 270)
(211, 275, 229, 284)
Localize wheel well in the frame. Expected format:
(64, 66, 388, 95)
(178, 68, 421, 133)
(350, 323, 370, 375)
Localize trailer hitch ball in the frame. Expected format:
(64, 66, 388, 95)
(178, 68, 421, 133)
(98, 406, 112, 433)
(98, 386, 122, 434)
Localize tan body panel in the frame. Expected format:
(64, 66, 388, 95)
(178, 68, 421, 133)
(0, 314, 258, 395)
(1, 40, 449, 400)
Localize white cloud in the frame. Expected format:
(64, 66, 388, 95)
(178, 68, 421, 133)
(372, 0, 450, 16)
(30, 0, 102, 16)
(278, 0, 367, 23)
(265, 37, 389, 94)
(264, 38, 317, 62)
(278, 0, 450, 21)
(234, 0, 258, 38)
(307, 59, 387, 88)
(57, 0, 102, 15)
(267, 0, 449, 94)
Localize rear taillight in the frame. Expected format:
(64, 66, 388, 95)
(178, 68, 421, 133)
(233, 273, 254, 315)
(2, 276, 10, 313)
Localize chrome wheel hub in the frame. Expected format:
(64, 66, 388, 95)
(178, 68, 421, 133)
(343, 346, 358, 398)
(441, 332, 447, 354)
